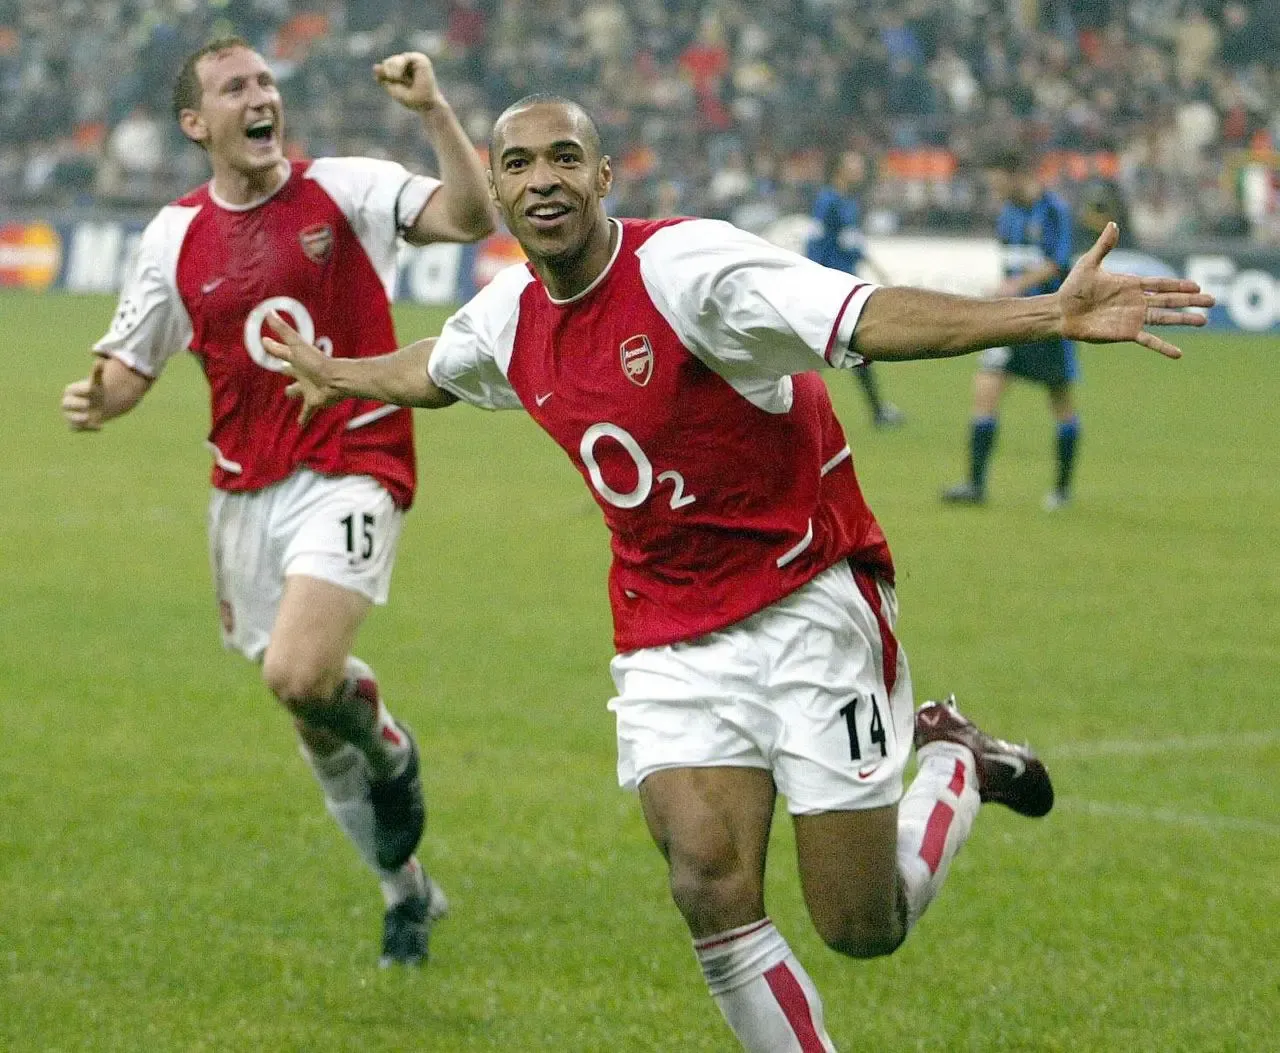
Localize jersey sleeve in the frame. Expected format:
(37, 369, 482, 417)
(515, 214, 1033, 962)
(92, 206, 196, 377)
(306, 157, 441, 294)
(426, 264, 530, 411)
(638, 219, 878, 377)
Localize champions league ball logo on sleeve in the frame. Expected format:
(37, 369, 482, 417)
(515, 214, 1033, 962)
(620, 334, 654, 387)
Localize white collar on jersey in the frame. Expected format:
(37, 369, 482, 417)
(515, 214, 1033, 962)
(544, 217, 624, 306)
(208, 160, 293, 212)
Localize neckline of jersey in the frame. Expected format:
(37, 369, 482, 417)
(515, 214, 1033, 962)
(543, 217, 624, 306)
(208, 160, 293, 212)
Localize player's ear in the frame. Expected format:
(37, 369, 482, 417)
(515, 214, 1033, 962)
(485, 166, 498, 204)
(178, 109, 209, 147)
(596, 155, 613, 197)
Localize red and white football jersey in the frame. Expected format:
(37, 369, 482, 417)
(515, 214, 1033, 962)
(94, 158, 440, 508)
(428, 217, 894, 652)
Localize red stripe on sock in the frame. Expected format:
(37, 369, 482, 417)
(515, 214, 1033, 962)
(919, 801, 956, 876)
(947, 758, 967, 797)
(693, 918, 773, 952)
(762, 962, 827, 1053)
(354, 677, 380, 710)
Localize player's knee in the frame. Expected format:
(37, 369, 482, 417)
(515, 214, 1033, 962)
(667, 846, 760, 932)
(814, 909, 905, 960)
(261, 652, 341, 710)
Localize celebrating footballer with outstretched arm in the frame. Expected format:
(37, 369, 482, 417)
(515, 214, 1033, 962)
(60, 37, 494, 968)
(265, 95, 1211, 1050)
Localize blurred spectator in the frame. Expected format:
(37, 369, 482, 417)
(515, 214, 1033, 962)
(99, 103, 168, 202)
(0, 0, 1274, 246)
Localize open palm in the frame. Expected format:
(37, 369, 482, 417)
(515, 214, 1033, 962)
(1059, 222, 1215, 358)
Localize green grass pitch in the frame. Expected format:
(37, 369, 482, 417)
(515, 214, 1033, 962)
(2, 287, 1277, 1051)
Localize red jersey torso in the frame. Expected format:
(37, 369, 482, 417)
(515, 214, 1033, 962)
(499, 219, 893, 651)
(96, 158, 440, 507)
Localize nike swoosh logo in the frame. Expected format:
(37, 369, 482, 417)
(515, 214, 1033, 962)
(983, 752, 1026, 779)
(535, 391, 553, 406)
(857, 764, 880, 780)
(202, 277, 226, 294)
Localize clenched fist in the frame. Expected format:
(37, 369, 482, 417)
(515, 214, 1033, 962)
(374, 51, 444, 113)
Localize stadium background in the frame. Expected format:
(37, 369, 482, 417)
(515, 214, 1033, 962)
(2, 3, 1277, 1052)
(3, 0, 1280, 325)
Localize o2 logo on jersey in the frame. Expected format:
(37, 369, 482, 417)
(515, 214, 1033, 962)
(620, 334, 654, 387)
(580, 422, 695, 511)
(243, 296, 333, 373)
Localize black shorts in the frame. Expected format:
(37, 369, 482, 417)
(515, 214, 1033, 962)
(980, 339, 1078, 387)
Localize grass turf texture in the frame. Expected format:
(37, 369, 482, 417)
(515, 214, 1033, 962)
(2, 288, 1276, 1052)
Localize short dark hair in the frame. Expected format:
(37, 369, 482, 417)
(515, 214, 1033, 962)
(489, 93, 603, 163)
(172, 36, 253, 122)
(987, 146, 1036, 175)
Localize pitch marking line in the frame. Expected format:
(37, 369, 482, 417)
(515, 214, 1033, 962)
(1040, 731, 1278, 836)
(1047, 730, 1280, 761)
(1057, 798, 1280, 837)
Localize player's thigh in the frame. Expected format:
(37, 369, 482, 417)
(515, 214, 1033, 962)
(266, 471, 402, 688)
(266, 575, 372, 696)
(792, 803, 901, 943)
(639, 765, 777, 934)
(764, 565, 914, 936)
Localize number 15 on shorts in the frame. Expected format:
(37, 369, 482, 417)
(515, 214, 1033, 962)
(839, 692, 887, 763)
(341, 512, 376, 562)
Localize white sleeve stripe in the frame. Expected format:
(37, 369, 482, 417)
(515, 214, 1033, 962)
(345, 404, 401, 430)
(205, 441, 243, 474)
(821, 446, 851, 476)
(775, 518, 815, 568)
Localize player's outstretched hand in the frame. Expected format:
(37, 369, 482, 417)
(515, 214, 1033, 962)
(1058, 222, 1215, 359)
(262, 312, 341, 427)
(61, 358, 106, 431)
(374, 51, 442, 113)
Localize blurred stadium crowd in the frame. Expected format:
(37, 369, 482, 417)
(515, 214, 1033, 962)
(2, 0, 1278, 243)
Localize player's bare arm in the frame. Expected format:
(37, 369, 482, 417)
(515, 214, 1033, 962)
(375, 51, 494, 246)
(855, 224, 1214, 363)
(60, 356, 153, 431)
(262, 312, 454, 425)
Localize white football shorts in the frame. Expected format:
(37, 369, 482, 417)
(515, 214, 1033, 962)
(609, 561, 914, 815)
(978, 345, 1013, 371)
(207, 468, 404, 661)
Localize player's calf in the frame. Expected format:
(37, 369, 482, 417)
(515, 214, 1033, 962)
(279, 656, 412, 781)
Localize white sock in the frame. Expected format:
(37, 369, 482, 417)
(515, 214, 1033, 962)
(379, 855, 426, 908)
(342, 656, 411, 781)
(895, 741, 981, 928)
(694, 919, 838, 1053)
(300, 739, 422, 904)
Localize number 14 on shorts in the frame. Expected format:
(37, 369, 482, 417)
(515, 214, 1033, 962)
(839, 692, 887, 763)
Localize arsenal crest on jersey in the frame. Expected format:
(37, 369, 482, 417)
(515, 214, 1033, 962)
(620, 334, 654, 387)
(299, 224, 333, 264)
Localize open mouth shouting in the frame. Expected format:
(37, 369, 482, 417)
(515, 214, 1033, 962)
(243, 115, 279, 152)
